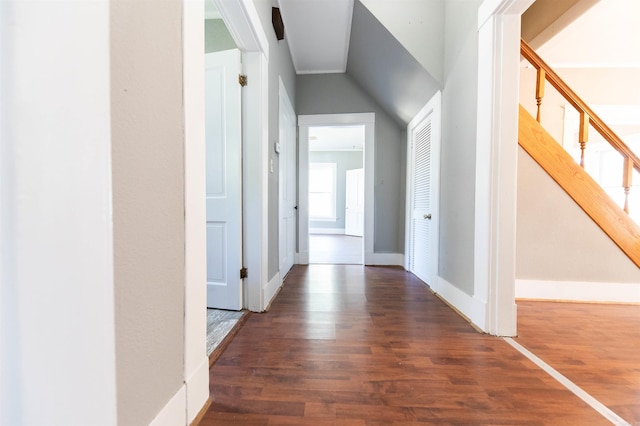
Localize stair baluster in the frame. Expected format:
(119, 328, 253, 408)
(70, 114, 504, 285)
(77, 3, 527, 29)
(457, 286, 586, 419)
(623, 156, 632, 214)
(535, 68, 545, 122)
(521, 38, 640, 217)
(578, 111, 589, 168)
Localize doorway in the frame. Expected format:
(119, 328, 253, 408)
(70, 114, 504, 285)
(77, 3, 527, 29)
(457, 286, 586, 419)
(298, 113, 375, 266)
(405, 92, 441, 289)
(308, 125, 364, 264)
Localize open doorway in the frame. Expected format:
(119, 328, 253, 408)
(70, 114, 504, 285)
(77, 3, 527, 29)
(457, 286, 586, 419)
(298, 113, 374, 266)
(308, 126, 364, 264)
(203, 2, 245, 357)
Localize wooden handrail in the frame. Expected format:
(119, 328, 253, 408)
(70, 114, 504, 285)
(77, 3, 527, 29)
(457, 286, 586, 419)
(521, 39, 640, 177)
(519, 106, 640, 268)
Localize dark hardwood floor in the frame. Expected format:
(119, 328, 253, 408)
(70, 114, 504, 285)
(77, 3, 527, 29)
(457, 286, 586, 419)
(201, 265, 621, 425)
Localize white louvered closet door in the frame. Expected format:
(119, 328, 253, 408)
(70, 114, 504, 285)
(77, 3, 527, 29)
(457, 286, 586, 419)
(410, 114, 433, 284)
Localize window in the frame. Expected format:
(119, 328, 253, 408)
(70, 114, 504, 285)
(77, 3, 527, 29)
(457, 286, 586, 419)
(309, 162, 337, 220)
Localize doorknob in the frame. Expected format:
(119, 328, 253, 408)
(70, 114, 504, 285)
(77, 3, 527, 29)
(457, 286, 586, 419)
(423, 214, 432, 220)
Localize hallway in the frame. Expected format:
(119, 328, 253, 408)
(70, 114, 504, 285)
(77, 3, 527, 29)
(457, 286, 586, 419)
(309, 234, 363, 264)
(201, 265, 634, 425)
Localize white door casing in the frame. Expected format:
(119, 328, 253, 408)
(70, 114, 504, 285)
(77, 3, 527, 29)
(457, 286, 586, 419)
(278, 78, 296, 278)
(405, 92, 441, 289)
(474, 0, 535, 336)
(345, 168, 364, 237)
(298, 113, 374, 265)
(205, 49, 242, 310)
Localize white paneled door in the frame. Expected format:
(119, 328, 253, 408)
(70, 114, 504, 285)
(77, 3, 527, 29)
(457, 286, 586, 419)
(205, 49, 243, 310)
(345, 168, 364, 237)
(407, 93, 441, 287)
(279, 80, 296, 277)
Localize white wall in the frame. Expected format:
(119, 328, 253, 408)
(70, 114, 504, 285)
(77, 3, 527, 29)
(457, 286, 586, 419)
(438, 0, 483, 295)
(0, 1, 117, 423)
(110, 0, 188, 424)
(517, 147, 640, 283)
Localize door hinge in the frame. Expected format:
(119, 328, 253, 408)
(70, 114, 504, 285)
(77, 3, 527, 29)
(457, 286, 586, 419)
(240, 267, 248, 279)
(239, 74, 248, 87)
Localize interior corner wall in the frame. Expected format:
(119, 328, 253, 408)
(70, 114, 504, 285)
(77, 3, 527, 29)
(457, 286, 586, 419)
(110, 0, 186, 424)
(517, 147, 640, 282)
(438, 0, 482, 295)
(252, 0, 297, 281)
(296, 73, 405, 254)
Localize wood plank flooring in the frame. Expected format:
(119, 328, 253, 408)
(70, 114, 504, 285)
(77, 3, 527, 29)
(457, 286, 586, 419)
(309, 234, 363, 265)
(201, 265, 620, 425)
(516, 300, 640, 425)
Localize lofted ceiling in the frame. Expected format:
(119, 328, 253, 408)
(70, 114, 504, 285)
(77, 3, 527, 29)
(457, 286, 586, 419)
(277, 0, 439, 127)
(278, 0, 354, 74)
(534, 0, 640, 68)
(346, 0, 439, 126)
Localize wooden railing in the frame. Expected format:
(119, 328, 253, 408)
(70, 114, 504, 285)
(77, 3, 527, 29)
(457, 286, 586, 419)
(521, 38, 640, 214)
(519, 105, 640, 267)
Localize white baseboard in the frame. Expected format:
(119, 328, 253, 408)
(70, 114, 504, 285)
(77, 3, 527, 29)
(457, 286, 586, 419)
(435, 276, 487, 331)
(263, 272, 282, 310)
(309, 227, 345, 234)
(185, 357, 210, 424)
(364, 253, 404, 266)
(149, 384, 186, 426)
(295, 252, 309, 265)
(516, 279, 640, 303)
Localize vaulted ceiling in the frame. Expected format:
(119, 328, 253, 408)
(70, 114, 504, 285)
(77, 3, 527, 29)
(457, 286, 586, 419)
(277, 0, 440, 127)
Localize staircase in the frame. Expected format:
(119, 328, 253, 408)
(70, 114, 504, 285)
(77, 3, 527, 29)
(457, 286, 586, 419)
(518, 39, 640, 268)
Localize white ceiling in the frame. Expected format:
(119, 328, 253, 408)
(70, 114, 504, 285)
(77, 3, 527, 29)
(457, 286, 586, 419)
(309, 125, 364, 151)
(537, 0, 640, 68)
(278, 0, 354, 74)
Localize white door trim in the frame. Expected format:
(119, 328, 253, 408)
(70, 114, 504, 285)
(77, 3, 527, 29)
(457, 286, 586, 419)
(183, 1, 209, 423)
(298, 113, 375, 264)
(241, 51, 269, 312)
(213, 0, 269, 312)
(278, 77, 296, 277)
(475, 0, 535, 336)
(183, 3, 269, 421)
(405, 91, 441, 290)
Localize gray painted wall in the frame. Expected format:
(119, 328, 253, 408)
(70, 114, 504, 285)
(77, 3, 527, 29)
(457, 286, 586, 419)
(438, 0, 482, 295)
(252, 0, 297, 280)
(205, 19, 236, 53)
(360, 0, 445, 85)
(517, 147, 640, 282)
(297, 73, 405, 254)
(309, 151, 364, 230)
(110, 0, 185, 424)
(347, 0, 440, 127)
